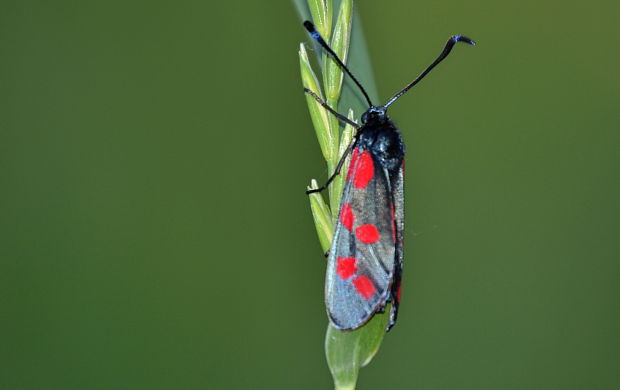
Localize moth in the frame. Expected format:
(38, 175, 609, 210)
(304, 21, 474, 331)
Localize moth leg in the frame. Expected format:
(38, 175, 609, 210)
(306, 137, 357, 195)
(303, 88, 360, 128)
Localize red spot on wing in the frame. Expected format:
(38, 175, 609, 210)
(356, 224, 379, 244)
(346, 148, 360, 181)
(396, 284, 402, 302)
(340, 203, 354, 231)
(336, 257, 357, 280)
(353, 275, 376, 299)
(354, 151, 374, 189)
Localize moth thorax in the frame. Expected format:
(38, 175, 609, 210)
(372, 131, 404, 170)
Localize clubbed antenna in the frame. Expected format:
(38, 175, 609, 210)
(384, 35, 475, 108)
(304, 21, 374, 107)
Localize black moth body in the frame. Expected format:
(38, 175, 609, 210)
(326, 108, 405, 331)
(303, 20, 474, 332)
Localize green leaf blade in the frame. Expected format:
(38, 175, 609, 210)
(324, 0, 352, 104)
(325, 309, 389, 390)
(307, 0, 332, 41)
(330, 109, 355, 219)
(299, 43, 335, 162)
(308, 180, 334, 254)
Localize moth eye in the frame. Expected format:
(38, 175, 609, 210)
(361, 112, 369, 123)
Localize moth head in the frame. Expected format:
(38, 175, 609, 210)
(361, 106, 387, 124)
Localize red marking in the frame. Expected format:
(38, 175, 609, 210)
(396, 284, 402, 302)
(346, 148, 360, 181)
(354, 151, 374, 188)
(356, 224, 379, 244)
(336, 257, 357, 280)
(391, 203, 396, 243)
(340, 203, 354, 231)
(353, 275, 376, 299)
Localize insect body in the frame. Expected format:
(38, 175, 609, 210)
(303, 21, 474, 331)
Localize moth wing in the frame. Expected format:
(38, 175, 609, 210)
(325, 148, 398, 330)
(387, 163, 404, 330)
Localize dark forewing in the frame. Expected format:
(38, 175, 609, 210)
(325, 147, 398, 330)
(387, 163, 405, 330)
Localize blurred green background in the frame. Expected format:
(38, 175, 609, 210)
(2, 0, 619, 389)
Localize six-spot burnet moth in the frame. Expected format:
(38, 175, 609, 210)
(303, 20, 475, 331)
